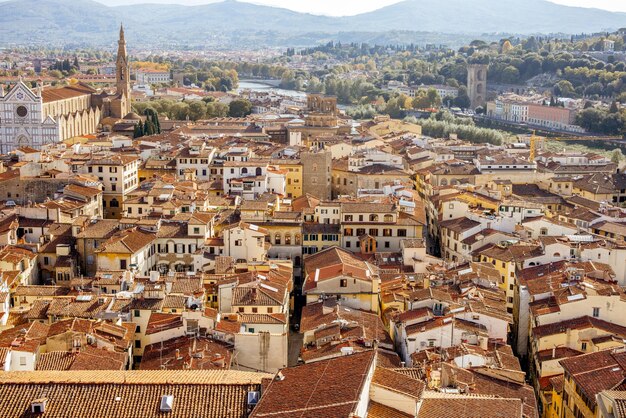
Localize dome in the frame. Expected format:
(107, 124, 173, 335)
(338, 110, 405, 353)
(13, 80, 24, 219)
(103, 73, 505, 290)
(123, 112, 142, 120)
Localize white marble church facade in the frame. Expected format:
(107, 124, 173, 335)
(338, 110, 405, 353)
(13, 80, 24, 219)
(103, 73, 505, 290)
(0, 25, 131, 154)
(0, 82, 59, 154)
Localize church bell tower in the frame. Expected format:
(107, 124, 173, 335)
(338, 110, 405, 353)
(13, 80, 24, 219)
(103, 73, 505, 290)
(115, 24, 131, 116)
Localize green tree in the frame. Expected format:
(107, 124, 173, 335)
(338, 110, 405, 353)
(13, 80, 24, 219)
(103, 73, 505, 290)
(143, 119, 156, 136)
(384, 97, 405, 119)
(426, 88, 442, 108)
(453, 86, 471, 109)
(228, 99, 252, 117)
(583, 82, 604, 96)
(206, 102, 229, 118)
(576, 108, 605, 132)
(501, 66, 520, 83)
(412, 92, 430, 109)
(553, 80, 576, 97)
(143, 108, 161, 133)
(611, 149, 624, 164)
(279, 70, 297, 90)
(133, 121, 144, 139)
(188, 101, 207, 121)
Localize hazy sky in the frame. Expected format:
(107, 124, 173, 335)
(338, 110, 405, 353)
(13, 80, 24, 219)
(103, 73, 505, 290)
(89, 0, 626, 15)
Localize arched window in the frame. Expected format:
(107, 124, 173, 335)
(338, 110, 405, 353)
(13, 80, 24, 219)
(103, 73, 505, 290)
(284, 233, 291, 245)
(274, 233, 281, 245)
(440, 179, 448, 186)
(241, 167, 248, 174)
(384, 214, 393, 222)
(110, 198, 119, 208)
(256, 167, 262, 176)
(369, 214, 379, 222)
(295, 234, 301, 245)
(312, 164, 318, 172)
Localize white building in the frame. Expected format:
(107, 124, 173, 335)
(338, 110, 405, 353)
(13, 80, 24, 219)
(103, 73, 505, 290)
(222, 221, 269, 265)
(136, 69, 171, 84)
(0, 81, 59, 153)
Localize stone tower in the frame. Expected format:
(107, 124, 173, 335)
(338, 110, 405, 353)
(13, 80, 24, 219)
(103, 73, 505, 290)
(301, 150, 332, 200)
(467, 64, 488, 110)
(115, 24, 131, 117)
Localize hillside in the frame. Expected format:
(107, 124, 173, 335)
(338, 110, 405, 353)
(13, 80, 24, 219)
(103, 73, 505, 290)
(346, 0, 626, 34)
(0, 0, 625, 47)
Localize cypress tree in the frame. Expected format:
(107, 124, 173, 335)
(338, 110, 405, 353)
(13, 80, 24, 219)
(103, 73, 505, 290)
(152, 113, 161, 134)
(134, 120, 144, 138)
(144, 120, 155, 136)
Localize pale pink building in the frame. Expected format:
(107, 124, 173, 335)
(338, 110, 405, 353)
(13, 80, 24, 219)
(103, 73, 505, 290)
(527, 104, 579, 131)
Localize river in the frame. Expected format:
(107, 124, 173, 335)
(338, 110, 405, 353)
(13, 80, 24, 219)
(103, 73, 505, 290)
(236, 80, 307, 99)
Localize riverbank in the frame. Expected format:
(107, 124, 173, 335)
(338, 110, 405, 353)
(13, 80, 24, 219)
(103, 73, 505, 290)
(235, 80, 306, 99)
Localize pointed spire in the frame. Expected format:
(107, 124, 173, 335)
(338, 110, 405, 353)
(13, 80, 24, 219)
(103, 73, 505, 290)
(119, 23, 125, 43)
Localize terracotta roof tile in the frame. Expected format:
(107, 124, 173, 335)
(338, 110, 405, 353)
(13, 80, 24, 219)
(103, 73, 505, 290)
(417, 394, 523, 418)
(0, 370, 270, 418)
(372, 366, 424, 399)
(251, 351, 375, 418)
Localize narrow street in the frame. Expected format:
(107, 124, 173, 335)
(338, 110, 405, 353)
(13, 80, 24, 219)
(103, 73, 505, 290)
(288, 331, 303, 367)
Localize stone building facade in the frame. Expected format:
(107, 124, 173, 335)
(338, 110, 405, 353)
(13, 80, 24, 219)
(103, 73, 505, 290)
(467, 63, 488, 110)
(301, 150, 332, 200)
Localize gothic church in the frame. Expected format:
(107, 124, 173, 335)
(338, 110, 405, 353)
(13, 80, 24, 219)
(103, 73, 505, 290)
(0, 25, 132, 154)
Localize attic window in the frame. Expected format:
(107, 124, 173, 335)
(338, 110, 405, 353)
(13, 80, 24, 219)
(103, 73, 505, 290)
(160, 395, 174, 412)
(31, 398, 47, 414)
(247, 391, 260, 406)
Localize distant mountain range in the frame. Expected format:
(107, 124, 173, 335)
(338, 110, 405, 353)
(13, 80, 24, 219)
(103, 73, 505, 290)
(0, 0, 625, 48)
